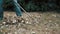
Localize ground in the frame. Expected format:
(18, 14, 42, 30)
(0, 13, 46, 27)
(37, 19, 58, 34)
(0, 11, 60, 34)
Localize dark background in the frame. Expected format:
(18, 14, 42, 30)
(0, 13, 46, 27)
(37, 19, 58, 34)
(4, 0, 60, 12)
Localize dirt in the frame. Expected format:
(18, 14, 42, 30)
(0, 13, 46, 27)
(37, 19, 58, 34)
(0, 11, 60, 34)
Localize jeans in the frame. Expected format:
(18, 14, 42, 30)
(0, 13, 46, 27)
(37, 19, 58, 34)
(0, 0, 22, 20)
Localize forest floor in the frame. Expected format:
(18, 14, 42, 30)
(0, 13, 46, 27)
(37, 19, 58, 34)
(0, 11, 60, 34)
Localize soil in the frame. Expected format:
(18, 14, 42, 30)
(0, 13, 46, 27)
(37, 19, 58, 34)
(0, 11, 60, 34)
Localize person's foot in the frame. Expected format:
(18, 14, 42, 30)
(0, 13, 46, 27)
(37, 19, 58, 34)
(15, 16, 23, 22)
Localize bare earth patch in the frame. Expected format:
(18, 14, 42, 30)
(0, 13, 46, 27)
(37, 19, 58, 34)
(0, 11, 60, 34)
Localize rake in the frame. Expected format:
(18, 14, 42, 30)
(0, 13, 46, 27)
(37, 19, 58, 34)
(14, 1, 38, 23)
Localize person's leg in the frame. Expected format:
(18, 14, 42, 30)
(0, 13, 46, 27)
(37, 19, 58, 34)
(0, 0, 3, 20)
(13, 0, 22, 16)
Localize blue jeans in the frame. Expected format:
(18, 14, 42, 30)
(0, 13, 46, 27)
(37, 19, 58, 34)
(0, 0, 22, 20)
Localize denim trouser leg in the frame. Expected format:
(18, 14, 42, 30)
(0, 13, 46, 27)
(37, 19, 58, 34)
(13, 0, 22, 16)
(0, 0, 3, 20)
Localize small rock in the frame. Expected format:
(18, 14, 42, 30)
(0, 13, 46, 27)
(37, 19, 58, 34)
(12, 20, 17, 23)
(49, 20, 52, 23)
(52, 14, 56, 17)
(14, 32, 17, 34)
(26, 21, 32, 25)
(45, 28, 48, 30)
(31, 31, 36, 34)
(1, 26, 4, 28)
(5, 25, 9, 27)
(3, 22, 6, 24)
(21, 20, 25, 23)
(55, 23, 59, 27)
(8, 33, 12, 34)
(26, 21, 29, 24)
(26, 18, 28, 20)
